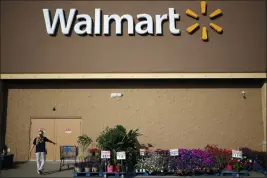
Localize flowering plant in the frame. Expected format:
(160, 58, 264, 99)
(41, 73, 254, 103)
(89, 148, 97, 153)
(227, 158, 246, 172)
(87, 156, 101, 168)
(230, 148, 255, 172)
(240, 147, 265, 168)
(204, 144, 232, 169)
(88, 148, 101, 157)
(137, 151, 169, 174)
(135, 158, 145, 171)
(91, 160, 101, 168)
(169, 149, 216, 175)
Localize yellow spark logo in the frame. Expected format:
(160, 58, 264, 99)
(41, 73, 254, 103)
(186, 1, 223, 41)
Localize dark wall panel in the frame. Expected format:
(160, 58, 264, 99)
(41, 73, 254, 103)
(1, 1, 266, 73)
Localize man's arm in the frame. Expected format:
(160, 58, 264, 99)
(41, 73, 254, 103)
(29, 138, 36, 158)
(46, 137, 56, 145)
(29, 144, 35, 154)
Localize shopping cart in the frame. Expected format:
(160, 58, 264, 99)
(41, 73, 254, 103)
(59, 145, 78, 171)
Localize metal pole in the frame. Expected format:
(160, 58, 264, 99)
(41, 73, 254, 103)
(142, 155, 144, 172)
(104, 158, 107, 177)
(121, 159, 124, 178)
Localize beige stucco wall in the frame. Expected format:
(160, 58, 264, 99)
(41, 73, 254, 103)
(5, 82, 264, 161)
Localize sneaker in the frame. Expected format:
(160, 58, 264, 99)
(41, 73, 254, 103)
(39, 170, 43, 175)
(37, 170, 41, 174)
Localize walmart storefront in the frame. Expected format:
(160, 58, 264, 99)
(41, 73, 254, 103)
(0, 0, 266, 161)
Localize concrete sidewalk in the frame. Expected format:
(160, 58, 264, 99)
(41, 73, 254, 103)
(1, 161, 73, 177)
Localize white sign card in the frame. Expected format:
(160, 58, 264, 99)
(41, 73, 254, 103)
(101, 151, 111, 159)
(117, 151, 126, 160)
(232, 150, 242, 158)
(140, 149, 146, 156)
(169, 149, 179, 156)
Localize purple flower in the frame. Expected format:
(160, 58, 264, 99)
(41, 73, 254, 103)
(169, 149, 216, 173)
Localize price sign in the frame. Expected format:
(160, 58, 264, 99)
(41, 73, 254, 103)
(117, 151, 126, 160)
(232, 150, 242, 158)
(101, 151, 111, 159)
(140, 149, 146, 156)
(169, 149, 179, 156)
(65, 128, 72, 134)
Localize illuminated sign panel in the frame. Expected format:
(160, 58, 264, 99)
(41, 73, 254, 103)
(43, 1, 223, 41)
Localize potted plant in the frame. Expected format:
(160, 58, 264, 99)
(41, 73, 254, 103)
(96, 125, 142, 173)
(74, 163, 81, 172)
(91, 161, 100, 172)
(211, 167, 220, 174)
(85, 162, 91, 173)
(74, 156, 86, 172)
(204, 144, 233, 174)
(88, 148, 94, 158)
(88, 148, 101, 158)
(176, 169, 184, 176)
(141, 152, 164, 175)
(114, 162, 121, 172)
(112, 150, 121, 172)
(77, 134, 93, 160)
(75, 135, 92, 173)
(226, 163, 233, 171)
(205, 167, 212, 174)
(89, 156, 100, 173)
(233, 159, 244, 173)
(95, 149, 100, 157)
(107, 160, 114, 172)
(135, 158, 145, 173)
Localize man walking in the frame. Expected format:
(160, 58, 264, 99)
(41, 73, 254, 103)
(29, 130, 56, 175)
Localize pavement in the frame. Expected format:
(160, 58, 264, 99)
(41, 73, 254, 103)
(1, 161, 73, 177)
(0, 162, 266, 177)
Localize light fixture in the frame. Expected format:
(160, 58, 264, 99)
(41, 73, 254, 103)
(111, 93, 123, 98)
(241, 91, 246, 99)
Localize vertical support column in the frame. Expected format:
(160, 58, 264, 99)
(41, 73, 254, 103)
(262, 80, 267, 151)
(0, 80, 8, 171)
(0, 80, 4, 171)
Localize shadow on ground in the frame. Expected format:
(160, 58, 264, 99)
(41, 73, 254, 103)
(42, 167, 72, 175)
(1, 162, 74, 177)
(1, 161, 28, 170)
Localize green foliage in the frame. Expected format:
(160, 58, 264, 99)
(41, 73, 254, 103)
(96, 125, 142, 167)
(233, 161, 244, 172)
(77, 134, 93, 158)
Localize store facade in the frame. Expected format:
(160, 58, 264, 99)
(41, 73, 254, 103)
(0, 1, 267, 161)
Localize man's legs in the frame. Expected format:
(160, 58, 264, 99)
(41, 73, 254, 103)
(39, 152, 46, 172)
(35, 152, 41, 173)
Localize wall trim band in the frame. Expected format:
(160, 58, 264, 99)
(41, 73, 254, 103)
(1, 73, 266, 79)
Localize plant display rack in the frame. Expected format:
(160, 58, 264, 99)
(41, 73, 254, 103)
(132, 172, 149, 176)
(220, 169, 249, 176)
(72, 170, 252, 177)
(201, 173, 221, 176)
(73, 171, 128, 177)
(73, 170, 102, 177)
(254, 160, 267, 175)
(102, 172, 126, 177)
(73, 126, 267, 177)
